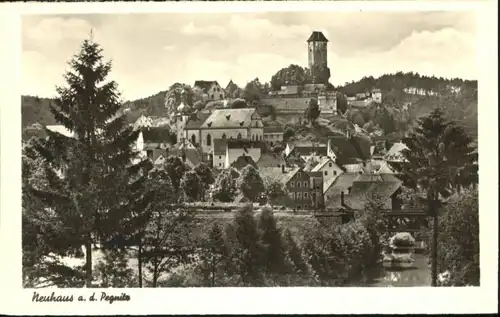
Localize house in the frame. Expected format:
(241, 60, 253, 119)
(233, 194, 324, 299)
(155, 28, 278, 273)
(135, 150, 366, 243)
(147, 147, 202, 169)
(263, 126, 284, 145)
(211, 138, 264, 169)
(260, 166, 324, 210)
(341, 174, 403, 211)
(193, 80, 225, 101)
(197, 108, 264, 155)
(141, 127, 175, 153)
(284, 141, 328, 162)
(328, 136, 371, 172)
(133, 115, 170, 130)
(384, 142, 409, 162)
(256, 153, 286, 169)
(310, 156, 344, 183)
(371, 89, 382, 103)
(323, 172, 361, 206)
(225, 80, 241, 99)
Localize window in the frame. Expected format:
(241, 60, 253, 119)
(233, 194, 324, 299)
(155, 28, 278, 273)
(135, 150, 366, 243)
(220, 94, 223, 99)
(289, 192, 295, 200)
(304, 192, 308, 199)
(218, 163, 222, 167)
(297, 192, 302, 200)
(297, 182, 301, 188)
(255, 122, 258, 127)
(222, 133, 227, 140)
(304, 182, 308, 188)
(329, 163, 332, 167)
(333, 171, 337, 176)
(219, 156, 222, 159)
(324, 171, 328, 176)
(290, 181, 294, 188)
(206, 134, 212, 146)
(211, 94, 214, 100)
(277, 164, 280, 167)
(297, 205, 302, 209)
(237, 133, 242, 139)
(191, 134, 196, 145)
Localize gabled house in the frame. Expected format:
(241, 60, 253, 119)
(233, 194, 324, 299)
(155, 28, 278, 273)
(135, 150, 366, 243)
(263, 125, 285, 145)
(147, 147, 202, 169)
(193, 80, 225, 101)
(260, 166, 324, 210)
(225, 80, 241, 98)
(231, 155, 258, 171)
(211, 138, 264, 169)
(328, 135, 371, 172)
(284, 140, 328, 162)
(310, 156, 344, 183)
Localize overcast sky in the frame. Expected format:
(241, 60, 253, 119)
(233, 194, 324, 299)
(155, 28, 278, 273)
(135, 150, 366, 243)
(22, 11, 477, 101)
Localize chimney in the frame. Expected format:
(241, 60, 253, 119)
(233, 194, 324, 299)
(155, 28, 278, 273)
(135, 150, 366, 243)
(341, 191, 345, 206)
(282, 165, 285, 173)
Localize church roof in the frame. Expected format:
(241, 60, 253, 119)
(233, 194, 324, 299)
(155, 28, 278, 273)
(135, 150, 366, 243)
(201, 108, 259, 129)
(185, 112, 211, 130)
(307, 31, 328, 43)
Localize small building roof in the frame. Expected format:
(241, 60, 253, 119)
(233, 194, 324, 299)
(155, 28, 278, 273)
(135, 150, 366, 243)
(345, 180, 402, 210)
(324, 172, 360, 194)
(260, 167, 301, 186)
(142, 127, 173, 143)
(329, 136, 370, 165)
(231, 155, 257, 170)
(311, 157, 338, 172)
(264, 126, 284, 134)
(307, 31, 329, 43)
(257, 153, 286, 168)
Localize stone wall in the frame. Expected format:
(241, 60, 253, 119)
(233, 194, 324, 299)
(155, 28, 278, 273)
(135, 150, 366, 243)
(261, 96, 336, 113)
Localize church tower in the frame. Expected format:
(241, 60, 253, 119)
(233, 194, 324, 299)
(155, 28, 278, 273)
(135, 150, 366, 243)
(307, 31, 329, 84)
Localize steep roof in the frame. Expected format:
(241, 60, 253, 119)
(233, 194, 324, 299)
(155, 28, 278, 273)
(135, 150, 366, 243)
(329, 136, 369, 165)
(257, 153, 286, 168)
(307, 31, 329, 43)
(260, 167, 301, 186)
(194, 80, 218, 93)
(311, 157, 338, 172)
(324, 172, 361, 194)
(345, 180, 402, 210)
(225, 80, 239, 92)
(385, 142, 409, 161)
(167, 148, 202, 167)
(142, 127, 173, 143)
(201, 108, 259, 129)
(227, 139, 265, 150)
(231, 155, 257, 170)
(184, 111, 211, 130)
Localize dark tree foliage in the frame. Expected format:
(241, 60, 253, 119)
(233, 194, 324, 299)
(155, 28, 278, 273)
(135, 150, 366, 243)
(163, 156, 187, 197)
(270, 64, 311, 91)
(257, 206, 287, 275)
(197, 223, 232, 287)
(397, 107, 478, 286)
(243, 78, 263, 103)
(305, 97, 320, 123)
(232, 204, 266, 286)
(194, 162, 215, 201)
(336, 92, 349, 116)
(237, 165, 265, 202)
(283, 127, 295, 141)
(23, 38, 149, 287)
(282, 229, 308, 275)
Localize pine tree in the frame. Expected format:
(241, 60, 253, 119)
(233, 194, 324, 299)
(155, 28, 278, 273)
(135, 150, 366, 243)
(257, 205, 287, 276)
(398, 107, 477, 286)
(232, 204, 265, 286)
(26, 37, 147, 287)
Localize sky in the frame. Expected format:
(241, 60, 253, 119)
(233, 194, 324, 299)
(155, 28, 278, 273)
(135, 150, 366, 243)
(22, 11, 477, 101)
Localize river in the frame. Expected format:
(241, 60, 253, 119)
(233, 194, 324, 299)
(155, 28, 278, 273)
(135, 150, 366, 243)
(368, 254, 431, 287)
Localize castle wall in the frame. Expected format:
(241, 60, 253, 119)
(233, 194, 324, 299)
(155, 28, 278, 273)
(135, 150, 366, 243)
(261, 96, 337, 114)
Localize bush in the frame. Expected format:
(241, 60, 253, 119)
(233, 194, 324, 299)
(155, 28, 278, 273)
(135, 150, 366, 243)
(390, 232, 416, 248)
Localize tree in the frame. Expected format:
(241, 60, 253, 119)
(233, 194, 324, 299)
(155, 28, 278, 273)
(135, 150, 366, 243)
(398, 108, 477, 286)
(194, 162, 215, 201)
(232, 204, 265, 286)
(25, 37, 146, 287)
(270, 64, 311, 90)
(237, 165, 265, 202)
(436, 188, 479, 286)
(164, 156, 187, 197)
(211, 169, 238, 202)
(180, 170, 202, 201)
(336, 92, 349, 115)
(142, 202, 195, 287)
(230, 98, 248, 109)
(305, 97, 320, 123)
(282, 229, 308, 276)
(263, 177, 288, 206)
(283, 127, 295, 141)
(193, 100, 205, 111)
(257, 206, 287, 276)
(243, 78, 262, 103)
(94, 249, 136, 287)
(197, 223, 231, 286)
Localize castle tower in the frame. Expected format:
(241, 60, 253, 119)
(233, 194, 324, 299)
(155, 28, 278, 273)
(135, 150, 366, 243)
(307, 31, 329, 84)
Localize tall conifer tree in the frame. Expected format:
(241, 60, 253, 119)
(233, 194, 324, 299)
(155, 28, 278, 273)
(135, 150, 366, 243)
(27, 36, 148, 287)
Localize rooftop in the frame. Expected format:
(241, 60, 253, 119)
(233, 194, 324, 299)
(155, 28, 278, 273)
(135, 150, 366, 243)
(307, 31, 329, 43)
(201, 108, 259, 129)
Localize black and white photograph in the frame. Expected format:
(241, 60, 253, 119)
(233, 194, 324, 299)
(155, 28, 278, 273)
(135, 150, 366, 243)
(0, 0, 498, 315)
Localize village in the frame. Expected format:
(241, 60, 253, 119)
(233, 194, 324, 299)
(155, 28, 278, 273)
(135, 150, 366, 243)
(43, 31, 405, 218)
